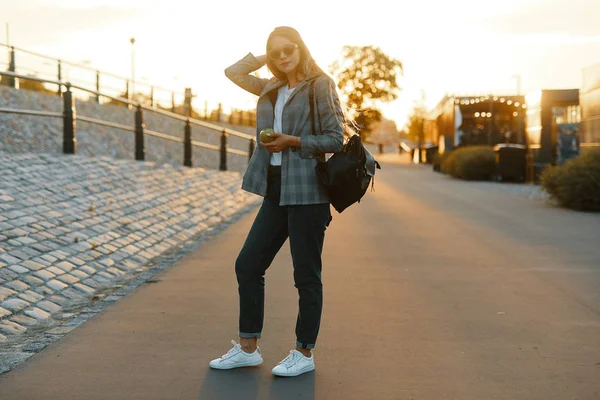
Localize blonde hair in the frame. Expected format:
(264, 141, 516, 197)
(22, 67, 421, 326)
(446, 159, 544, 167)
(266, 26, 323, 81)
(266, 26, 358, 140)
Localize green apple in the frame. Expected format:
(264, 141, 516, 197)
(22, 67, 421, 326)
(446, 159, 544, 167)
(260, 128, 275, 144)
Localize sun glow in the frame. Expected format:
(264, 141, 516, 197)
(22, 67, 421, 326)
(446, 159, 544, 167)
(1, 0, 599, 129)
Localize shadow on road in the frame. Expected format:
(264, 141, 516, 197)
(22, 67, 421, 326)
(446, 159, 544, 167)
(198, 368, 262, 399)
(267, 371, 315, 399)
(197, 367, 315, 400)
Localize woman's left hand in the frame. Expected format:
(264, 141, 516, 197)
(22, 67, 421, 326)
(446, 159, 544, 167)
(261, 133, 300, 153)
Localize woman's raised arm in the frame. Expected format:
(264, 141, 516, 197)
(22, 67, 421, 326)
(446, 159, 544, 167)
(225, 53, 270, 97)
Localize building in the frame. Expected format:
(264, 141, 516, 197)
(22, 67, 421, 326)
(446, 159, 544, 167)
(525, 89, 581, 178)
(426, 95, 527, 152)
(581, 63, 600, 151)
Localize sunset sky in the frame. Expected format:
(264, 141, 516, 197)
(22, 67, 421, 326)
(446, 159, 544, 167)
(1, 0, 599, 129)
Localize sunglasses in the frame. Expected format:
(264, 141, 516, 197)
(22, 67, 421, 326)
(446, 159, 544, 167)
(268, 43, 299, 60)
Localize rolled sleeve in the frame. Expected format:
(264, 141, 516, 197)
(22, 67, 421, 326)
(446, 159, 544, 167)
(224, 53, 269, 96)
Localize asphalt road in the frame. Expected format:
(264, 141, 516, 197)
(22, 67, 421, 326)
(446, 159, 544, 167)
(1, 155, 599, 400)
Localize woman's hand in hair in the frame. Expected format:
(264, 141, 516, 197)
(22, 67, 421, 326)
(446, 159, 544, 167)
(261, 133, 301, 153)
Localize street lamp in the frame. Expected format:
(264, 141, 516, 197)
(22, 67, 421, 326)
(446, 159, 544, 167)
(130, 37, 135, 102)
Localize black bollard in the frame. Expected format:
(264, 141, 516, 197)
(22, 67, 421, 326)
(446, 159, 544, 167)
(219, 130, 228, 171)
(62, 84, 77, 154)
(8, 47, 16, 88)
(135, 105, 145, 161)
(184, 119, 192, 167)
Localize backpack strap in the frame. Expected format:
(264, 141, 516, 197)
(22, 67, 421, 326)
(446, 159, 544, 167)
(308, 79, 320, 136)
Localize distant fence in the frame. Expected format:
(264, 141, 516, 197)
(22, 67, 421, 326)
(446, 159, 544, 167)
(0, 43, 256, 127)
(0, 70, 256, 171)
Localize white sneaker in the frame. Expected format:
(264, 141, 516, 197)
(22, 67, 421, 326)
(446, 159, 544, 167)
(271, 349, 315, 377)
(209, 340, 263, 370)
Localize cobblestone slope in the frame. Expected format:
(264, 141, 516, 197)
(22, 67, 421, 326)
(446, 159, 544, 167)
(0, 152, 260, 352)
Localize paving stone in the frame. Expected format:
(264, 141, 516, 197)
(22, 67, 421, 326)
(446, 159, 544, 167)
(130, 255, 149, 265)
(0, 287, 17, 301)
(67, 257, 86, 266)
(34, 285, 55, 296)
(21, 260, 47, 271)
(21, 290, 44, 302)
(0, 268, 19, 282)
(76, 253, 95, 262)
(56, 274, 80, 285)
(17, 291, 41, 303)
(103, 244, 119, 252)
(0, 321, 27, 335)
(8, 264, 29, 274)
(46, 266, 66, 276)
(3, 228, 29, 239)
(91, 274, 111, 283)
(60, 288, 87, 300)
(106, 267, 126, 277)
(97, 258, 116, 268)
(88, 250, 104, 258)
(30, 243, 54, 253)
(73, 283, 95, 294)
(6, 239, 22, 247)
(7, 249, 32, 261)
(10, 314, 40, 327)
(1, 298, 31, 313)
(82, 278, 102, 289)
(94, 246, 112, 255)
(138, 250, 156, 260)
(54, 261, 75, 272)
(39, 240, 61, 250)
(37, 300, 62, 314)
(22, 275, 45, 287)
(120, 259, 141, 270)
(23, 307, 51, 321)
(19, 247, 42, 258)
(70, 270, 90, 279)
(33, 270, 56, 281)
(98, 270, 117, 279)
(5, 280, 30, 292)
(39, 254, 58, 263)
(16, 236, 37, 245)
(5, 210, 27, 219)
(47, 279, 68, 291)
(50, 250, 71, 260)
(79, 265, 97, 275)
(47, 295, 71, 307)
(0, 254, 22, 264)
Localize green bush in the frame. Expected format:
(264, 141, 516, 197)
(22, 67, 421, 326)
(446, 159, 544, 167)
(541, 148, 600, 211)
(441, 146, 495, 180)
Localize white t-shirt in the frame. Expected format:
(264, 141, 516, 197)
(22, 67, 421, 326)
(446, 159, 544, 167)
(271, 84, 296, 166)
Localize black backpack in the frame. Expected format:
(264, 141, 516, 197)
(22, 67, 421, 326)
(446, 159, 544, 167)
(309, 80, 381, 213)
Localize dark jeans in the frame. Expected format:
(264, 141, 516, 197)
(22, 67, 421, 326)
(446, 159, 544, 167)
(235, 165, 332, 349)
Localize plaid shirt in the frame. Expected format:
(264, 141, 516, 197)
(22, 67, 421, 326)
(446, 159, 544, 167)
(225, 53, 344, 205)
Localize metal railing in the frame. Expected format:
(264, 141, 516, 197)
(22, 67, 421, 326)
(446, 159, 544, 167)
(0, 70, 256, 171)
(0, 42, 257, 125)
(0, 42, 185, 106)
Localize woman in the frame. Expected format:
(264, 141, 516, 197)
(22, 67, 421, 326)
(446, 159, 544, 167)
(210, 26, 347, 377)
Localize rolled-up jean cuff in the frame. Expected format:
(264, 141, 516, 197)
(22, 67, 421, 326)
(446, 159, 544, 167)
(239, 332, 262, 339)
(296, 340, 316, 349)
